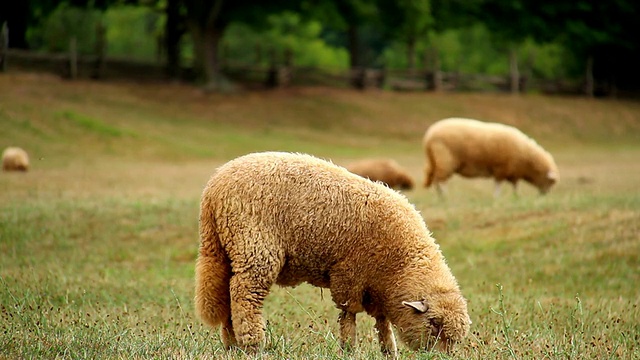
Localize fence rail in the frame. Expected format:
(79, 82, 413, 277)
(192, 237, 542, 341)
(1, 48, 585, 95)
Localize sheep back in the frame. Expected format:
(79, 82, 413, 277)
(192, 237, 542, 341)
(2, 147, 30, 172)
(422, 117, 558, 193)
(345, 158, 415, 189)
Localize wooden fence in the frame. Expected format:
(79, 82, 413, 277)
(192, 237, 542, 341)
(1, 47, 584, 95)
(0, 21, 592, 95)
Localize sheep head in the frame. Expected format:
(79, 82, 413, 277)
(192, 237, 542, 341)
(396, 173, 415, 190)
(532, 169, 558, 194)
(396, 293, 470, 354)
(526, 149, 559, 194)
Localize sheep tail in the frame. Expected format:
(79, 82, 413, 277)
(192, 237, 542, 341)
(195, 194, 231, 329)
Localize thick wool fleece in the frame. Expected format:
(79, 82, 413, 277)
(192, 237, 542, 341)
(346, 158, 415, 190)
(2, 147, 29, 172)
(195, 152, 470, 358)
(422, 118, 559, 194)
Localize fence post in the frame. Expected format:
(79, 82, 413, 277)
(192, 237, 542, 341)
(425, 47, 442, 91)
(350, 68, 382, 90)
(265, 47, 292, 88)
(350, 67, 365, 89)
(585, 55, 594, 98)
(0, 22, 8, 72)
(69, 37, 78, 79)
(266, 66, 291, 88)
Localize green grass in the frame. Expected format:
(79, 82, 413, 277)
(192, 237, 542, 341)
(1, 71, 639, 359)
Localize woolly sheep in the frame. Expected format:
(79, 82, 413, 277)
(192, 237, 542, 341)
(345, 158, 415, 190)
(422, 118, 558, 196)
(2, 147, 30, 172)
(195, 152, 470, 358)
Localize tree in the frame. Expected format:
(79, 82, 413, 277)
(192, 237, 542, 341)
(0, 0, 37, 49)
(378, 0, 432, 73)
(183, 0, 297, 90)
(538, 0, 640, 96)
(302, 0, 377, 69)
(1, 0, 133, 50)
(475, 0, 541, 93)
(164, 0, 185, 78)
(478, 0, 640, 96)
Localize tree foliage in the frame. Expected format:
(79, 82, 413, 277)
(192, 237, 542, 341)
(182, 0, 301, 88)
(377, 0, 432, 70)
(104, 5, 163, 60)
(223, 12, 349, 69)
(9, 0, 640, 93)
(476, 0, 640, 92)
(30, 3, 103, 54)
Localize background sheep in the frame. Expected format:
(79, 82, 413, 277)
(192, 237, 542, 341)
(422, 118, 558, 196)
(345, 158, 415, 190)
(2, 147, 30, 172)
(195, 151, 470, 358)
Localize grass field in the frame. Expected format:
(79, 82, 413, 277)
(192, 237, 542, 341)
(1, 72, 639, 359)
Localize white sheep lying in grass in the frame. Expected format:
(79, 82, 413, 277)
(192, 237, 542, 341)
(345, 158, 415, 190)
(2, 147, 30, 172)
(422, 118, 558, 196)
(195, 152, 470, 358)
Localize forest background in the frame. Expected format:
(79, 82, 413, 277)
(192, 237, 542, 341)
(1, 0, 638, 96)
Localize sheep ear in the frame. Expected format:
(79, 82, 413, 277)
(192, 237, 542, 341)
(402, 300, 428, 313)
(547, 171, 557, 180)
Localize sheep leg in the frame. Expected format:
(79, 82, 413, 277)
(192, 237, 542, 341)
(331, 264, 364, 351)
(375, 316, 398, 359)
(338, 310, 357, 351)
(511, 180, 519, 196)
(494, 180, 502, 198)
(228, 272, 273, 352)
(220, 316, 236, 349)
(423, 163, 432, 188)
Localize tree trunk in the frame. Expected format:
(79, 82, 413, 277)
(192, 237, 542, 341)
(0, 22, 8, 72)
(347, 24, 359, 69)
(509, 47, 519, 94)
(407, 38, 416, 75)
(432, 48, 442, 92)
(184, 0, 234, 91)
(202, 27, 234, 92)
(0, 1, 29, 49)
(585, 55, 594, 98)
(165, 0, 182, 79)
(347, 24, 364, 89)
(69, 37, 78, 80)
(92, 21, 106, 79)
(190, 24, 205, 80)
(189, 21, 234, 92)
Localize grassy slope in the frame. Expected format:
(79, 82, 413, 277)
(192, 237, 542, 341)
(1, 72, 639, 359)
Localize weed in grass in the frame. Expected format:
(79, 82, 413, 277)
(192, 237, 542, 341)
(490, 284, 517, 360)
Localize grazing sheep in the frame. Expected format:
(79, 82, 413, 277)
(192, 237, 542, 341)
(346, 158, 415, 190)
(422, 118, 558, 196)
(2, 147, 30, 172)
(195, 152, 470, 358)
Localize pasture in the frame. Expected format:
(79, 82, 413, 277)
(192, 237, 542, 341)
(1, 72, 639, 359)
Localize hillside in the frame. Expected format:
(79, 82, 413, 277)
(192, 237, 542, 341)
(2, 72, 639, 166)
(1, 71, 639, 359)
